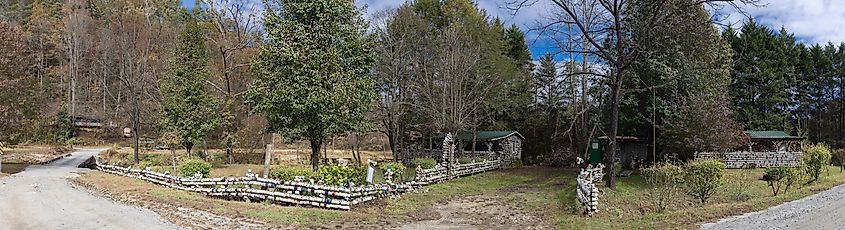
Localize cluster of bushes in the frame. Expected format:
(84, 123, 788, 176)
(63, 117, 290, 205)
(179, 159, 211, 177)
(642, 159, 725, 211)
(269, 166, 317, 181)
(316, 163, 367, 186)
(412, 157, 437, 169)
(642, 162, 684, 212)
(379, 162, 406, 182)
(643, 143, 835, 212)
(457, 156, 486, 164)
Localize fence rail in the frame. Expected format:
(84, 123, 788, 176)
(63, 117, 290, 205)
(96, 161, 416, 210)
(576, 165, 603, 215)
(415, 159, 502, 185)
(94, 132, 507, 210)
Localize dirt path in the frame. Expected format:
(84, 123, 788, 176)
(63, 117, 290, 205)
(400, 195, 553, 230)
(0, 149, 178, 230)
(701, 183, 845, 230)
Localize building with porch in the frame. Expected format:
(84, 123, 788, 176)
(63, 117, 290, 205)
(403, 131, 523, 165)
(697, 130, 804, 169)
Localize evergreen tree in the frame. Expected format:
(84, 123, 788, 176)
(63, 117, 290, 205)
(159, 12, 219, 156)
(624, 0, 743, 153)
(726, 20, 792, 132)
(247, 0, 376, 172)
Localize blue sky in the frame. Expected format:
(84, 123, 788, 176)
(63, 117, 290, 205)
(182, 0, 845, 60)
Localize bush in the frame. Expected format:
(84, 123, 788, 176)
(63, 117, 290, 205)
(317, 164, 366, 186)
(684, 159, 726, 204)
(642, 162, 684, 212)
(269, 167, 317, 181)
(412, 157, 437, 169)
(509, 159, 523, 168)
(179, 159, 211, 177)
(379, 162, 406, 182)
(764, 167, 798, 196)
(457, 157, 485, 164)
(803, 143, 832, 183)
(613, 161, 623, 176)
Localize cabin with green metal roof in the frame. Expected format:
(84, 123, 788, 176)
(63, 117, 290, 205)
(697, 130, 804, 168)
(743, 130, 803, 152)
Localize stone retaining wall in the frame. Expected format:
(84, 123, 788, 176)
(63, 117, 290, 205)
(697, 151, 802, 169)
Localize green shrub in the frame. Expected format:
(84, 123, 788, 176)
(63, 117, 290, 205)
(179, 159, 211, 178)
(317, 164, 366, 186)
(269, 167, 317, 181)
(642, 162, 684, 212)
(684, 159, 726, 204)
(52, 107, 75, 143)
(208, 152, 227, 168)
(731, 172, 752, 202)
(613, 161, 623, 176)
(509, 159, 523, 168)
(412, 157, 437, 169)
(379, 162, 406, 182)
(458, 157, 485, 164)
(764, 167, 798, 196)
(803, 143, 832, 183)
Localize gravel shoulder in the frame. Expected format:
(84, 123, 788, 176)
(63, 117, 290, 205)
(701, 183, 845, 230)
(0, 149, 178, 230)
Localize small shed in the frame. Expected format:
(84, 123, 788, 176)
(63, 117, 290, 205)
(591, 136, 649, 169)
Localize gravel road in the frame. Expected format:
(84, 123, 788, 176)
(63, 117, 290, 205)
(701, 183, 845, 230)
(0, 148, 178, 230)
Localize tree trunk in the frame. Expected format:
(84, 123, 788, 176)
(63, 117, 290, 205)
(185, 142, 194, 157)
(170, 149, 177, 172)
(471, 128, 477, 157)
(606, 80, 621, 190)
(132, 95, 140, 164)
(263, 143, 272, 178)
(310, 138, 323, 172)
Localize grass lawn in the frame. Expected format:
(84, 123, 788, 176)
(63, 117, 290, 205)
(76, 157, 845, 229)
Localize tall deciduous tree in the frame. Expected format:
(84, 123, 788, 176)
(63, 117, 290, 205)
(248, 0, 376, 172)
(160, 12, 219, 155)
(0, 20, 41, 143)
(201, 0, 260, 164)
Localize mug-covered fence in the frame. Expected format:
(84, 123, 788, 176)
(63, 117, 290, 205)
(576, 164, 604, 215)
(96, 162, 417, 210)
(414, 159, 502, 185)
(413, 133, 504, 185)
(93, 132, 508, 210)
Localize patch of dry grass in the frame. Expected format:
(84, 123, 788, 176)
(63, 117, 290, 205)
(1, 145, 73, 164)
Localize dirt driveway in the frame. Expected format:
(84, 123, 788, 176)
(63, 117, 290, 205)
(701, 183, 845, 229)
(0, 149, 177, 230)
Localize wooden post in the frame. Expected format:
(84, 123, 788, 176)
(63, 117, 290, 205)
(263, 134, 273, 178)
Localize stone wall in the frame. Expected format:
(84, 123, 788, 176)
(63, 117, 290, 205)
(697, 151, 803, 169)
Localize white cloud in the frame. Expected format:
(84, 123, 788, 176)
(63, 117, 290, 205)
(720, 0, 845, 45)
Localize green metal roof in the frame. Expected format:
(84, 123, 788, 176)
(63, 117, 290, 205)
(436, 131, 524, 141)
(744, 131, 803, 139)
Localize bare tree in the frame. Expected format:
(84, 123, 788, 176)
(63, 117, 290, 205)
(202, 0, 259, 164)
(508, 0, 758, 189)
(372, 7, 422, 161)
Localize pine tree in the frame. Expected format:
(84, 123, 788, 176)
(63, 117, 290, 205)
(726, 20, 792, 132)
(159, 12, 219, 156)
